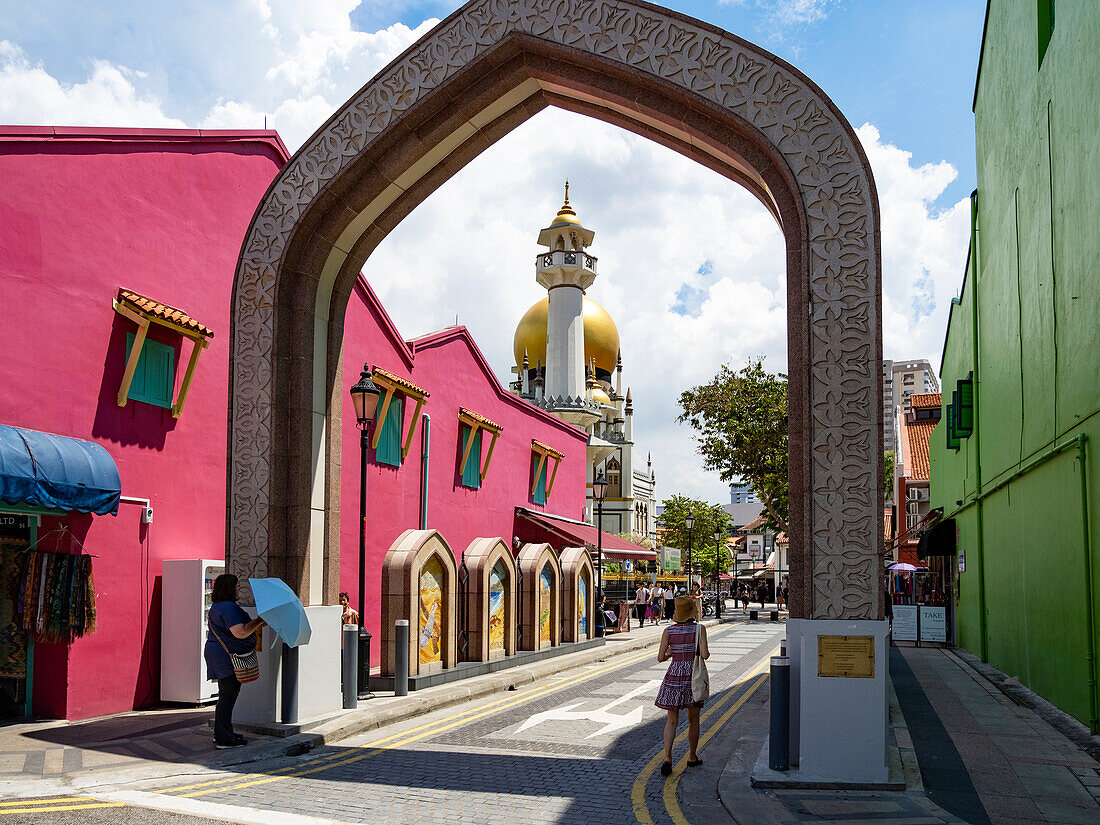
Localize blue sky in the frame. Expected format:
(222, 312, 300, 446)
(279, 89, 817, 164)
(0, 0, 988, 505)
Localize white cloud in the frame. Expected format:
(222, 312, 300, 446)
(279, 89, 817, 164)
(0, 41, 185, 127)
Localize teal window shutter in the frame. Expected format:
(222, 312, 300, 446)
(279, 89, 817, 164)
(533, 457, 547, 505)
(461, 425, 481, 489)
(376, 394, 404, 467)
(124, 332, 175, 409)
(1038, 0, 1055, 67)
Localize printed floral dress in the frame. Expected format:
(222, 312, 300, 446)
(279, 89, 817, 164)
(655, 621, 702, 709)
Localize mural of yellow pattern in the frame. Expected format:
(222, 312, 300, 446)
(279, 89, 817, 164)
(419, 555, 443, 667)
(489, 561, 506, 653)
(578, 572, 588, 638)
(539, 566, 552, 645)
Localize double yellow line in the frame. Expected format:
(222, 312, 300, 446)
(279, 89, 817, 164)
(162, 630, 736, 799)
(632, 649, 776, 825)
(0, 797, 124, 815)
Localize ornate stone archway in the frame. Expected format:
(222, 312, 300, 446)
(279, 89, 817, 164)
(228, 0, 882, 622)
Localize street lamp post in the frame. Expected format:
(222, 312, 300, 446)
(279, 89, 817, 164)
(350, 364, 382, 699)
(713, 527, 723, 620)
(593, 472, 608, 638)
(685, 513, 695, 592)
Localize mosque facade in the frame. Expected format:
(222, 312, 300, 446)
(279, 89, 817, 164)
(509, 187, 658, 543)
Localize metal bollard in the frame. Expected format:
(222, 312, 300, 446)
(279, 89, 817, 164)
(780, 638, 787, 656)
(357, 629, 372, 699)
(280, 643, 299, 725)
(342, 624, 359, 709)
(394, 619, 410, 697)
(769, 655, 790, 771)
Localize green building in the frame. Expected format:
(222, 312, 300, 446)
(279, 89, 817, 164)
(930, 0, 1100, 732)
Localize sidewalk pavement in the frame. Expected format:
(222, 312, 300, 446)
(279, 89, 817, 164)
(718, 644, 1100, 825)
(0, 615, 719, 795)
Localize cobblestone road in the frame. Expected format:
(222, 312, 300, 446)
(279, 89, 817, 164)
(138, 620, 784, 825)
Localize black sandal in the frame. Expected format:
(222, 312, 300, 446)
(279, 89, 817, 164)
(660, 761, 673, 776)
(687, 758, 703, 767)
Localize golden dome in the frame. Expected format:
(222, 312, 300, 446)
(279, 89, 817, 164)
(513, 295, 621, 374)
(591, 387, 612, 406)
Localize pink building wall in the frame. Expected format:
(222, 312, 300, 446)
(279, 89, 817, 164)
(0, 127, 589, 716)
(338, 279, 589, 667)
(0, 128, 290, 719)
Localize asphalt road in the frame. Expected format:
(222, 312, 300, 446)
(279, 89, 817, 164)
(5, 619, 783, 825)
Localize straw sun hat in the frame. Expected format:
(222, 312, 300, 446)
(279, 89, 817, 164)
(673, 595, 698, 623)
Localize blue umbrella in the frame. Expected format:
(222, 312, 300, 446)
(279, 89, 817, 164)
(249, 578, 312, 648)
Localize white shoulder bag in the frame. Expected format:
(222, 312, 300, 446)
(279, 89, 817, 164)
(691, 623, 710, 703)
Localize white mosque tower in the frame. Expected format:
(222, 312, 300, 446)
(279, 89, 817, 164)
(510, 184, 658, 541)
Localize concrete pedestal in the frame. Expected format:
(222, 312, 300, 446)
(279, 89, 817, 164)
(786, 618, 889, 784)
(234, 605, 342, 726)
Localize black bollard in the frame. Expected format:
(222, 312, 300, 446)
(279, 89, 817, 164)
(394, 619, 409, 697)
(357, 628, 372, 699)
(769, 655, 790, 771)
(342, 624, 358, 709)
(280, 643, 299, 725)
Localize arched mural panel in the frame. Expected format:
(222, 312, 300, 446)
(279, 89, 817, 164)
(463, 537, 518, 661)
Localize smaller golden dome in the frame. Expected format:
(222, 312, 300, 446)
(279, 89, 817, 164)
(591, 387, 612, 406)
(550, 180, 580, 227)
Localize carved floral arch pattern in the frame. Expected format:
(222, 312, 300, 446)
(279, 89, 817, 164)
(228, 0, 882, 620)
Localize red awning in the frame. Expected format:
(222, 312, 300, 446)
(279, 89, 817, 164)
(516, 508, 657, 560)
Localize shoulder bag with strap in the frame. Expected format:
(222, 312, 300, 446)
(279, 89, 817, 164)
(211, 625, 261, 683)
(691, 623, 710, 703)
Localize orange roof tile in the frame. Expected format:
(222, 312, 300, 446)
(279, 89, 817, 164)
(459, 407, 503, 432)
(910, 392, 941, 410)
(116, 289, 213, 337)
(531, 439, 564, 459)
(371, 367, 429, 399)
(905, 419, 937, 480)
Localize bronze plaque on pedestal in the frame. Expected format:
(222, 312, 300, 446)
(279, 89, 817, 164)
(817, 635, 875, 678)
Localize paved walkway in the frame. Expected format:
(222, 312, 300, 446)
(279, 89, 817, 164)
(718, 645, 1100, 825)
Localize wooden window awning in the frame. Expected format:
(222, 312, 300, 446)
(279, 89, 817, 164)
(112, 288, 213, 418)
(458, 408, 503, 482)
(531, 439, 564, 498)
(370, 367, 429, 459)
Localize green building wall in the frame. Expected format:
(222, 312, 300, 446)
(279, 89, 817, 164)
(929, 0, 1100, 732)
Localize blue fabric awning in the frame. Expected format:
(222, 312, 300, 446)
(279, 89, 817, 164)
(0, 425, 121, 516)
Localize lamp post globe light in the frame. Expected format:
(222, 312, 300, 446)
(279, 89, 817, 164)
(713, 527, 723, 619)
(684, 513, 695, 592)
(350, 363, 382, 699)
(592, 472, 608, 638)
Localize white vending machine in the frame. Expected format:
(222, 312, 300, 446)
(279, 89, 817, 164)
(161, 558, 224, 703)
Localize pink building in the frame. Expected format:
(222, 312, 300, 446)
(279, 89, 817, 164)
(0, 127, 591, 721)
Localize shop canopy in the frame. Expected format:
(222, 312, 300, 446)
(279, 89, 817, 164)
(918, 518, 956, 557)
(516, 507, 657, 560)
(0, 424, 121, 515)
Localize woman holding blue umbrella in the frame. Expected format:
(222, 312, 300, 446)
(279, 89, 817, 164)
(205, 574, 266, 748)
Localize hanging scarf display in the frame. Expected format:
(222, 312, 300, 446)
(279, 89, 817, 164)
(14, 551, 98, 643)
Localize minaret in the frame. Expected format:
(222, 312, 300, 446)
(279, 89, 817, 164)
(535, 182, 597, 401)
(624, 387, 633, 443)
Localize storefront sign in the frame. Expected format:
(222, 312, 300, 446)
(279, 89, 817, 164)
(0, 513, 32, 540)
(817, 635, 875, 678)
(892, 605, 918, 642)
(920, 607, 947, 643)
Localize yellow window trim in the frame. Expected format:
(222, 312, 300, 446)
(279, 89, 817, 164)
(529, 440, 563, 499)
(113, 298, 210, 418)
(458, 409, 502, 481)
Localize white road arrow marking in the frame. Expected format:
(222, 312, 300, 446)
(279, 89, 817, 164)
(514, 679, 663, 739)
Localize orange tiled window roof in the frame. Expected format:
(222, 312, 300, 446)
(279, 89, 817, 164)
(116, 289, 213, 338)
(910, 392, 941, 410)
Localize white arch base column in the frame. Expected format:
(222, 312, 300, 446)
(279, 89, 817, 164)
(756, 619, 891, 787)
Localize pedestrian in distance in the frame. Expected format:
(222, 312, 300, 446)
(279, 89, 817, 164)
(339, 591, 359, 625)
(650, 583, 664, 625)
(655, 596, 710, 775)
(634, 583, 650, 627)
(690, 582, 703, 621)
(204, 574, 266, 749)
(663, 583, 676, 622)
(775, 586, 784, 610)
(740, 586, 750, 614)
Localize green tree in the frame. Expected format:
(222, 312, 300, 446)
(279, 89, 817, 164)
(657, 495, 730, 579)
(678, 359, 788, 533)
(883, 450, 895, 504)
